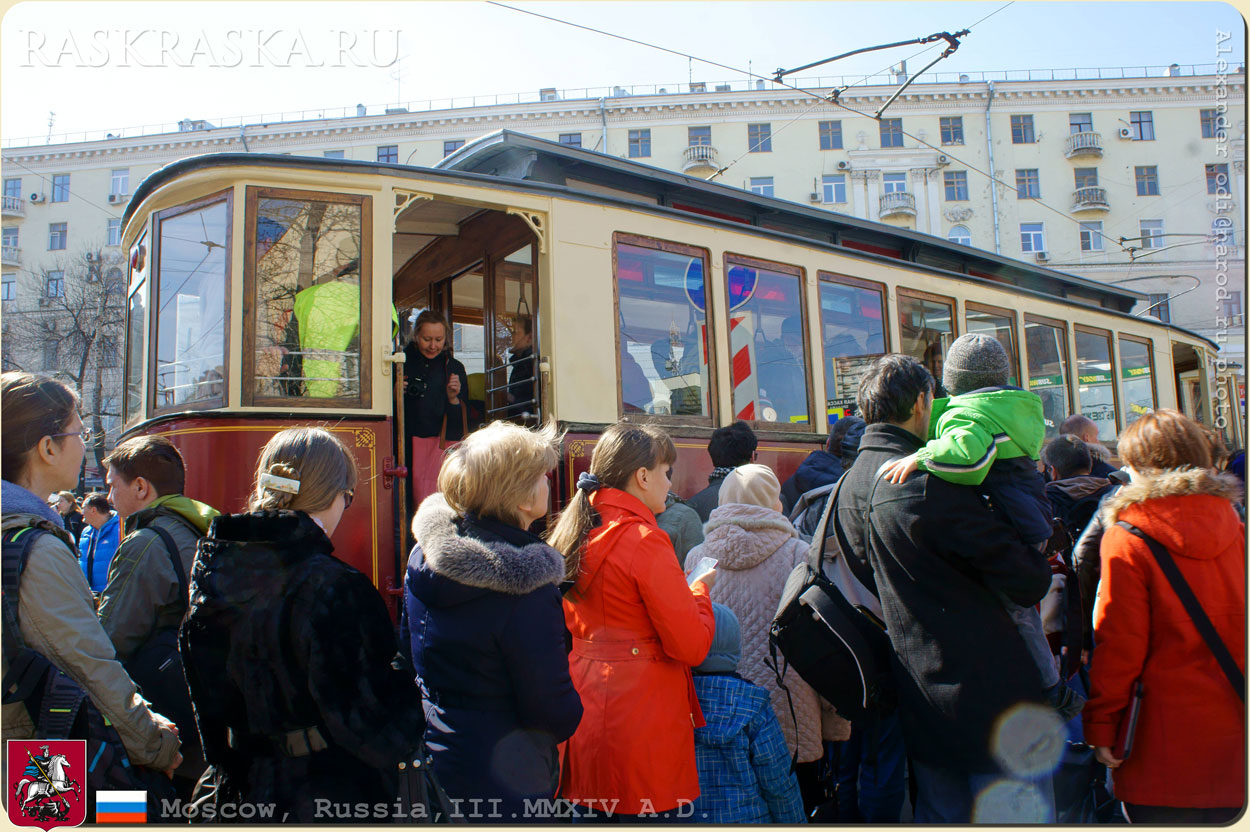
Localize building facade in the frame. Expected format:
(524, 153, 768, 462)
(3, 63, 1244, 452)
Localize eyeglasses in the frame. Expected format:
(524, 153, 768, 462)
(342, 489, 355, 510)
(49, 428, 91, 442)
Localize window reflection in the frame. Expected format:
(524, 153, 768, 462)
(965, 306, 1019, 388)
(1119, 337, 1156, 428)
(1075, 328, 1119, 441)
(1025, 319, 1071, 439)
(726, 259, 808, 425)
(124, 233, 148, 424)
(819, 277, 885, 417)
(898, 293, 954, 384)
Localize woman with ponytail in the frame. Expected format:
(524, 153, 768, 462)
(180, 427, 426, 821)
(549, 422, 718, 821)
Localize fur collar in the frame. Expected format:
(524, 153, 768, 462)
(1102, 468, 1244, 525)
(1088, 442, 1113, 463)
(413, 493, 565, 595)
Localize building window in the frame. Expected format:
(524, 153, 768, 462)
(42, 339, 59, 371)
(107, 218, 121, 247)
(1069, 113, 1093, 134)
(882, 172, 907, 194)
(947, 225, 972, 246)
(1135, 166, 1159, 196)
(376, 145, 398, 163)
(940, 116, 964, 145)
(2, 275, 15, 302)
(51, 174, 69, 203)
(1129, 111, 1154, 141)
(3, 178, 20, 199)
(1207, 163, 1230, 195)
(48, 223, 67, 250)
(749, 177, 774, 197)
(323, 150, 345, 159)
(1139, 219, 1164, 249)
(1015, 169, 1040, 199)
(46, 270, 65, 298)
(628, 130, 651, 158)
(1079, 221, 1104, 252)
(821, 174, 847, 204)
(1147, 293, 1171, 323)
(559, 133, 583, 147)
(819, 120, 843, 150)
(1200, 108, 1224, 139)
(442, 140, 465, 157)
(1010, 115, 1035, 144)
(1020, 222, 1045, 253)
(1220, 290, 1242, 320)
(879, 118, 903, 148)
(110, 168, 129, 196)
(2, 227, 17, 248)
(1212, 217, 1236, 246)
(687, 126, 710, 147)
(944, 171, 969, 201)
(748, 123, 772, 152)
(1074, 168, 1099, 189)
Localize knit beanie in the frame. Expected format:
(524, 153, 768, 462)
(718, 463, 781, 509)
(695, 603, 741, 673)
(943, 333, 1010, 395)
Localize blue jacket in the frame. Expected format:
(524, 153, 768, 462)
(690, 673, 805, 824)
(405, 495, 582, 823)
(77, 512, 120, 592)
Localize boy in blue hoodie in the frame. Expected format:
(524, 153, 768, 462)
(690, 603, 806, 824)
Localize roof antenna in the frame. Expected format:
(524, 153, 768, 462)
(46, 111, 56, 145)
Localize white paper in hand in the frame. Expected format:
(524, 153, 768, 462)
(688, 556, 718, 586)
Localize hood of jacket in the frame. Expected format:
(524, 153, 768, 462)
(793, 450, 843, 495)
(410, 493, 564, 608)
(692, 674, 770, 747)
(929, 387, 1046, 458)
(1102, 467, 1244, 559)
(131, 493, 220, 536)
(1046, 475, 1114, 504)
(2, 480, 65, 529)
(702, 502, 799, 570)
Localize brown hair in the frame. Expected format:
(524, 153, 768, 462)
(56, 491, 80, 511)
(546, 422, 676, 580)
(438, 421, 562, 527)
(1117, 409, 1214, 473)
(1, 372, 80, 482)
(248, 428, 358, 513)
(104, 435, 186, 497)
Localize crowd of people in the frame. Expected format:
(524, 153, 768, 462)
(1, 318, 1244, 825)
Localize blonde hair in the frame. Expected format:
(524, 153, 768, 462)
(248, 428, 358, 513)
(56, 491, 80, 510)
(546, 422, 676, 580)
(438, 420, 562, 526)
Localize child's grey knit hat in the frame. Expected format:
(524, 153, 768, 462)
(943, 333, 1010, 395)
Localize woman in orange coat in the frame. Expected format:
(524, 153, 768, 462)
(1083, 410, 1245, 823)
(548, 423, 717, 821)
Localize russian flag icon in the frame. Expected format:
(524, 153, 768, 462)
(96, 790, 147, 824)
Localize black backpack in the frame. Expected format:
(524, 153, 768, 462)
(770, 474, 896, 722)
(1, 526, 176, 817)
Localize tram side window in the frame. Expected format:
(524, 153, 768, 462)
(492, 245, 538, 422)
(1025, 318, 1071, 439)
(818, 275, 885, 420)
(123, 232, 148, 425)
(154, 198, 229, 410)
(615, 239, 713, 419)
(1119, 336, 1156, 428)
(248, 192, 369, 404)
(965, 305, 1019, 387)
(725, 257, 809, 426)
(897, 291, 955, 384)
(1075, 327, 1119, 441)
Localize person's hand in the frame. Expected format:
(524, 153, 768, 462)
(446, 374, 461, 405)
(1094, 746, 1123, 769)
(691, 566, 717, 590)
(882, 453, 920, 484)
(163, 751, 184, 779)
(152, 711, 179, 737)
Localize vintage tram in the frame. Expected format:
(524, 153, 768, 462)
(118, 130, 1237, 610)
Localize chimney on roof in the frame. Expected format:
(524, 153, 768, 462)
(1169, 63, 1181, 77)
(356, 103, 366, 117)
(540, 87, 559, 102)
(893, 61, 908, 83)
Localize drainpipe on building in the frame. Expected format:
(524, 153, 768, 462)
(239, 125, 250, 153)
(984, 81, 1001, 255)
(597, 98, 608, 153)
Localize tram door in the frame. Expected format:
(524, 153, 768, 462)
(1172, 341, 1208, 424)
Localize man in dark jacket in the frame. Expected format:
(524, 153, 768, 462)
(1041, 434, 1116, 539)
(829, 355, 1055, 822)
(779, 415, 865, 515)
(686, 421, 757, 522)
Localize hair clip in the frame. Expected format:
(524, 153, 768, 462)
(576, 471, 603, 492)
(259, 472, 301, 494)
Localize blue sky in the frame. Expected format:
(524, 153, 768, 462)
(2, 1, 1245, 143)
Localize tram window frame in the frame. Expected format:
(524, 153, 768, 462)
(896, 286, 958, 385)
(123, 229, 150, 428)
(964, 302, 1022, 388)
(612, 232, 719, 427)
(817, 272, 889, 407)
(722, 252, 815, 434)
(1024, 313, 1073, 439)
(241, 185, 373, 410)
(1074, 323, 1121, 441)
(1118, 333, 1158, 430)
(148, 189, 233, 418)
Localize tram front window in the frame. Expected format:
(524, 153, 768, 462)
(1025, 317, 1072, 439)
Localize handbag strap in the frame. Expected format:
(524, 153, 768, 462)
(1115, 521, 1245, 702)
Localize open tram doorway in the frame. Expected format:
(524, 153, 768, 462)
(1171, 340, 1211, 426)
(389, 202, 540, 533)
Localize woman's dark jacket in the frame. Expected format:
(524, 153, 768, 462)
(180, 511, 424, 822)
(406, 494, 582, 822)
(63, 509, 85, 542)
(404, 345, 470, 441)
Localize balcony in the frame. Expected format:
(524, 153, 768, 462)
(1070, 186, 1109, 212)
(682, 144, 719, 175)
(1, 195, 24, 217)
(1064, 131, 1104, 159)
(879, 191, 916, 219)
(1, 246, 20, 266)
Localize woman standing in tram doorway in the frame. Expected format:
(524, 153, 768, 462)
(548, 423, 718, 822)
(405, 310, 472, 511)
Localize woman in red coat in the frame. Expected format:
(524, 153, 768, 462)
(548, 423, 717, 821)
(1084, 410, 1245, 823)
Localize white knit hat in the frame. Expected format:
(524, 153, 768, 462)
(717, 463, 781, 509)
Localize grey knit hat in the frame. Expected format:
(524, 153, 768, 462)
(943, 333, 1010, 395)
(695, 603, 741, 673)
